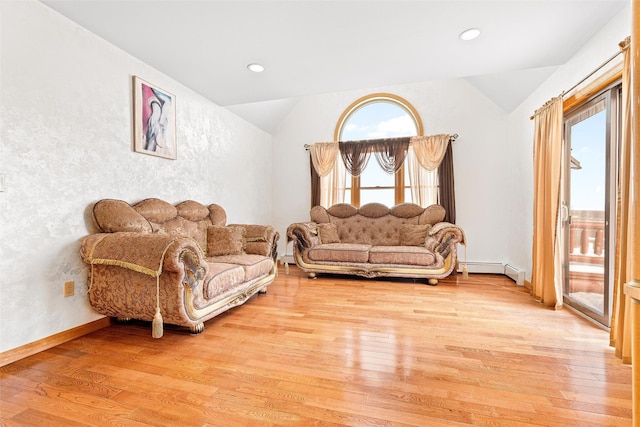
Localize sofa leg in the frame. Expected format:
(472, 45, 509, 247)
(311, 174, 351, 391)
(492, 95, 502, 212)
(258, 288, 268, 294)
(116, 317, 132, 323)
(190, 323, 204, 335)
(308, 272, 317, 279)
(427, 278, 438, 286)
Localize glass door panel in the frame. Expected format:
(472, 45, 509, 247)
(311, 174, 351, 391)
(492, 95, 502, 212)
(563, 93, 613, 327)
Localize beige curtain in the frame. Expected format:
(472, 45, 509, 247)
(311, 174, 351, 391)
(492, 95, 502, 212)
(410, 134, 450, 170)
(531, 96, 563, 309)
(310, 142, 339, 177)
(407, 146, 438, 207)
(309, 142, 344, 207)
(407, 134, 450, 207)
(320, 155, 345, 208)
(610, 37, 632, 364)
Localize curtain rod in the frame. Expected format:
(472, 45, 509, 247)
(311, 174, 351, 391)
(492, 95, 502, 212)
(304, 134, 458, 151)
(563, 49, 622, 96)
(530, 47, 623, 120)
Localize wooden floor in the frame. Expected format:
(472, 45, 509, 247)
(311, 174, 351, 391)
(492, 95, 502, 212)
(0, 267, 632, 426)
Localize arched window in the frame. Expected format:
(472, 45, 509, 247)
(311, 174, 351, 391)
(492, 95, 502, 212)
(335, 93, 423, 207)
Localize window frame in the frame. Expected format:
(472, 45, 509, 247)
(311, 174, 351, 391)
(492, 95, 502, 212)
(334, 93, 424, 207)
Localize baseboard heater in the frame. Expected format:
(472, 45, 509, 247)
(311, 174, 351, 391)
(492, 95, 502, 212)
(504, 264, 525, 286)
(458, 262, 526, 286)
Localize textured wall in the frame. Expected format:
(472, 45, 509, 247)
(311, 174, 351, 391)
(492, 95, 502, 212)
(0, 0, 272, 353)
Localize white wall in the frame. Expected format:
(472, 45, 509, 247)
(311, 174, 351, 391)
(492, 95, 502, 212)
(505, 4, 631, 281)
(0, 0, 272, 354)
(271, 79, 511, 267)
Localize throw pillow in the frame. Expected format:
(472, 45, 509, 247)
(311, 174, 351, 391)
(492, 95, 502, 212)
(400, 224, 431, 246)
(317, 223, 340, 244)
(207, 225, 245, 257)
(420, 204, 446, 225)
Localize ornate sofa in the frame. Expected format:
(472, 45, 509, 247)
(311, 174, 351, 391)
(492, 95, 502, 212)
(80, 198, 279, 336)
(286, 203, 465, 285)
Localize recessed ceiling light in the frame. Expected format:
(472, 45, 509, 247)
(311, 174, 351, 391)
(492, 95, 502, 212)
(459, 28, 481, 41)
(247, 63, 264, 73)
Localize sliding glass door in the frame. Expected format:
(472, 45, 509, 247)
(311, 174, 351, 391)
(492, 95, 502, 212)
(562, 86, 619, 327)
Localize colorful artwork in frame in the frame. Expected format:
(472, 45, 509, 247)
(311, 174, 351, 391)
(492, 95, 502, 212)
(133, 76, 176, 159)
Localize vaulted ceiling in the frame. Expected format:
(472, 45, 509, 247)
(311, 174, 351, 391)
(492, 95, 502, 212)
(41, 0, 628, 132)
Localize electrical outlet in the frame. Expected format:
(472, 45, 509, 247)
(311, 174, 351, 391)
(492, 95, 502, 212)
(63, 281, 74, 297)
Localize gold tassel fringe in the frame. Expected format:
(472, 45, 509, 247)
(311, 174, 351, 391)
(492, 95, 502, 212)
(152, 276, 163, 338)
(90, 258, 157, 277)
(152, 307, 163, 338)
(89, 264, 95, 292)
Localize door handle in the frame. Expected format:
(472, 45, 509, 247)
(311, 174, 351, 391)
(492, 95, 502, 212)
(561, 203, 571, 225)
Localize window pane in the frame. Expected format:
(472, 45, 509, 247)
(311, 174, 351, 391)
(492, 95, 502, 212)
(404, 164, 412, 204)
(360, 189, 395, 207)
(405, 188, 412, 203)
(360, 160, 393, 188)
(570, 109, 606, 210)
(342, 102, 416, 140)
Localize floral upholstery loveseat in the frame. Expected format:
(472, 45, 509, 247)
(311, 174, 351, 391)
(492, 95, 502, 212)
(286, 203, 465, 285)
(81, 198, 279, 336)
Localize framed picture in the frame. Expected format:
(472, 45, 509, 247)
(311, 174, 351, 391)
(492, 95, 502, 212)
(133, 76, 176, 159)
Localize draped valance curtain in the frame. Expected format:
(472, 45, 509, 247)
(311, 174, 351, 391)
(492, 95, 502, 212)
(308, 134, 452, 177)
(308, 134, 455, 221)
(310, 142, 340, 177)
(339, 137, 410, 176)
(411, 135, 450, 171)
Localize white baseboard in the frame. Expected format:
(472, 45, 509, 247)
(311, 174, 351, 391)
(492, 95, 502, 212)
(458, 262, 526, 286)
(459, 262, 505, 274)
(284, 255, 526, 286)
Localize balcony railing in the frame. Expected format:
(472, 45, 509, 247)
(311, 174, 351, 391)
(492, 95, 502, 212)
(566, 212, 605, 310)
(569, 212, 605, 265)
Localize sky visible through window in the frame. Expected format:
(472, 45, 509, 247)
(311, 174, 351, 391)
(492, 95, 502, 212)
(341, 102, 416, 141)
(340, 101, 418, 206)
(570, 109, 606, 211)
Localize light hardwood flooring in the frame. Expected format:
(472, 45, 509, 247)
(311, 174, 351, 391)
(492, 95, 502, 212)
(0, 266, 632, 426)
